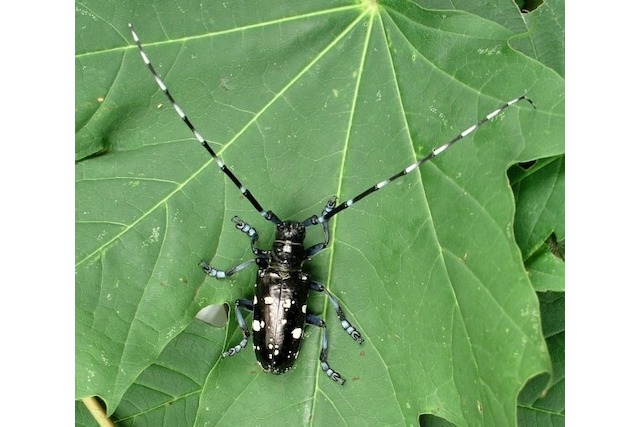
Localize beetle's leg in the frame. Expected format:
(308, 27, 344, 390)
(223, 298, 254, 357)
(231, 216, 269, 257)
(200, 217, 269, 278)
(303, 197, 337, 258)
(310, 281, 364, 344)
(306, 314, 345, 385)
(200, 258, 257, 279)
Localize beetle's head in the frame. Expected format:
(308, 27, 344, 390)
(272, 221, 306, 268)
(275, 221, 306, 242)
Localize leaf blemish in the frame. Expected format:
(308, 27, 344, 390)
(142, 227, 161, 247)
(477, 46, 500, 56)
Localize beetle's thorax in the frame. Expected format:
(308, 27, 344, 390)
(271, 221, 306, 270)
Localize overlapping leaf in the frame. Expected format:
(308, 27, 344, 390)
(511, 156, 565, 292)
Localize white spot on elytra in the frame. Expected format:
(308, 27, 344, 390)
(264, 296, 274, 305)
(292, 328, 302, 339)
(252, 320, 261, 331)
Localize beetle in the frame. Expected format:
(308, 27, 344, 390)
(199, 212, 363, 382)
(129, 23, 533, 384)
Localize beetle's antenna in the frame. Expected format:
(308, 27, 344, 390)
(311, 96, 534, 224)
(129, 24, 282, 224)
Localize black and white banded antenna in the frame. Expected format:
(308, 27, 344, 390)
(128, 23, 282, 225)
(130, 24, 533, 230)
(303, 95, 535, 226)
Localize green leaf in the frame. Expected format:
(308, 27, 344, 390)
(518, 292, 565, 425)
(114, 320, 226, 425)
(76, 0, 564, 425)
(511, 156, 565, 292)
(512, 0, 566, 77)
(75, 399, 99, 427)
(413, 0, 566, 77)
